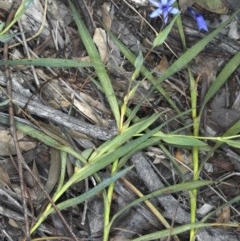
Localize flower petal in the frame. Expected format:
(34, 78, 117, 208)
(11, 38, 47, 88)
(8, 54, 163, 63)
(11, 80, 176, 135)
(161, 0, 168, 5)
(150, 8, 163, 18)
(149, 0, 161, 7)
(163, 10, 169, 23)
(196, 15, 208, 31)
(149, 0, 178, 23)
(168, 0, 176, 5)
(169, 7, 179, 15)
(187, 7, 208, 32)
(164, 15, 169, 23)
(187, 7, 197, 18)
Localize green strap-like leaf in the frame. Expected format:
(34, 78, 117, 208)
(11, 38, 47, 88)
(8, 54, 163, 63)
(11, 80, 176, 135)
(155, 9, 240, 85)
(68, 0, 120, 127)
(0, 58, 94, 68)
(201, 52, 240, 110)
(153, 13, 180, 47)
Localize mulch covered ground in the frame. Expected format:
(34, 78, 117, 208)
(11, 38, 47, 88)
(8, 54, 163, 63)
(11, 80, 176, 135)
(0, 0, 240, 240)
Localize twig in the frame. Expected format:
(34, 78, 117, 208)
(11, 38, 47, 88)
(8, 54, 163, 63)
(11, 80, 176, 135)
(3, 5, 30, 240)
(0, 86, 116, 140)
(2, 229, 14, 241)
(18, 21, 40, 88)
(75, 0, 95, 35)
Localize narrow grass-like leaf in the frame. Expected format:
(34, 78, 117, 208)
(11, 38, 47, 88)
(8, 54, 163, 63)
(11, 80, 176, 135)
(31, 166, 132, 233)
(55, 151, 67, 193)
(222, 120, 240, 137)
(0, 0, 33, 35)
(111, 180, 213, 227)
(117, 136, 162, 169)
(0, 32, 23, 43)
(51, 123, 163, 203)
(0, 58, 94, 68)
(134, 50, 144, 71)
(131, 222, 237, 241)
(154, 132, 208, 148)
(18, 123, 87, 163)
(90, 113, 160, 160)
(212, 120, 240, 149)
(108, 10, 240, 117)
(199, 120, 240, 173)
(0, 115, 86, 163)
(201, 52, 240, 110)
(108, 31, 181, 115)
(57, 167, 132, 211)
(175, 12, 187, 49)
(155, 9, 240, 85)
(223, 140, 240, 148)
(153, 14, 179, 47)
(69, 0, 120, 126)
(201, 195, 240, 223)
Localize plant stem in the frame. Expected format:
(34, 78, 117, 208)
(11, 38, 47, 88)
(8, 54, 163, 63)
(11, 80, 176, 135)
(103, 159, 118, 241)
(189, 70, 201, 241)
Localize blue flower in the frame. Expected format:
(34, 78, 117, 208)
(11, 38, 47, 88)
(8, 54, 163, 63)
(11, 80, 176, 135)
(187, 7, 208, 32)
(149, 0, 179, 24)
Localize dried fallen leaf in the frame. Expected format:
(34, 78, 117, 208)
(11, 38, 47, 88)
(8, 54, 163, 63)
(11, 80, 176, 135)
(155, 55, 169, 74)
(175, 150, 192, 173)
(93, 28, 108, 63)
(101, 2, 112, 30)
(0, 163, 11, 187)
(0, 130, 37, 156)
(216, 206, 231, 224)
(73, 99, 108, 126)
(80, 92, 111, 114)
(8, 219, 19, 228)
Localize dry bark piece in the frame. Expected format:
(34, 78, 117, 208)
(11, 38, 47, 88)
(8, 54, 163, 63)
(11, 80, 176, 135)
(0, 90, 116, 141)
(130, 152, 240, 240)
(211, 89, 240, 130)
(114, 180, 161, 239)
(130, 152, 215, 240)
(0, 70, 116, 140)
(87, 198, 104, 236)
(131, 152, 190, 224)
